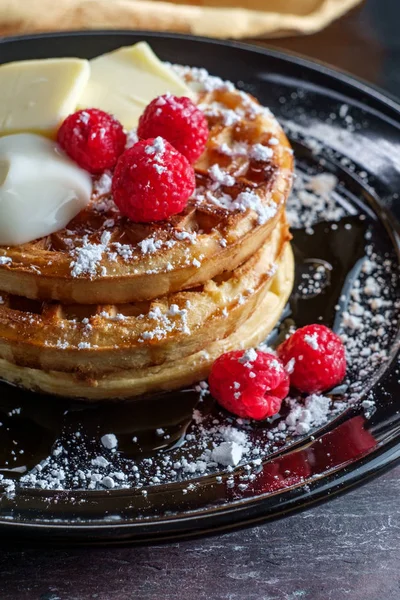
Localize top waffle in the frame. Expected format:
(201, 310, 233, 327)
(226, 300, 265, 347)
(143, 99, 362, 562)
(0, 68, 294, 304)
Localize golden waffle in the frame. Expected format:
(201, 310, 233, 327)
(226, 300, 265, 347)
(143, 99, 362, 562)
(0, 83, 293, 305)
(0, 216, 289, 373)
(0, 243, 294, 399)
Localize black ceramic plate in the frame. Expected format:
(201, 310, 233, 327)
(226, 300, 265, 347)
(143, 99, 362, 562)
(0, 31, 399, 545)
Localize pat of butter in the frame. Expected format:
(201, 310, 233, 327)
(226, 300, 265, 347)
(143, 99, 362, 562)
(0, 134, 92, 246)
(79, 42, 195, 130)
(0, 58, 90, 138)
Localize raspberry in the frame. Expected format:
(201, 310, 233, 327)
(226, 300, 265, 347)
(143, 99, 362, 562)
(137, 95, 208, 164)
(277, 324, 346, 394)
(112, 136, 195, 222)
(209, 349, 289, 420)
(57, 109, 126, 174)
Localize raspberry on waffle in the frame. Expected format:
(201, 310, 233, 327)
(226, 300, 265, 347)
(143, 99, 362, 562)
(0, 77, 293, 305)
(0, 59, 295, 401)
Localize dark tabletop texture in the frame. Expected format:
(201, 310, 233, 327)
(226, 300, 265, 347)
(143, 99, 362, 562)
(1, 0, 400, 598)
(1, 467, 400, 600)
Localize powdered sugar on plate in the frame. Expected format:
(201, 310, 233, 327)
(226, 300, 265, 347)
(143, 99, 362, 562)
(286, 171, 351, 232)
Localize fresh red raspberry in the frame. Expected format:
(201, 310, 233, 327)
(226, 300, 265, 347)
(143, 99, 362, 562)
(112, 137, 195, 222)
(137, 94, 208, 164)
(57, 109, 127, 174)
(277, 324, 346, 394)
(209, 349, 289, 420)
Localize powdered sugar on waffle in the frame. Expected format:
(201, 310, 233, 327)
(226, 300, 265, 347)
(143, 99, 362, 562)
(195, 185, 278, 226)
(250, 143, 274, 161)
(218, 141, 249, 157)
(138, 302, 191, 341)
(232, 190, 277, 225)
(70, 231, 111, 278)
(93, 171, 112, 197)
(171, 65, 235, 94)
(172, 63, 277, 139)
(69, 233, 147, 277)
(138, 237, 164, 255)
(208, 164, 235, 188)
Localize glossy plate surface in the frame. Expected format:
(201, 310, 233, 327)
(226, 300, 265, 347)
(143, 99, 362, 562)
(0, 31, 399, 544)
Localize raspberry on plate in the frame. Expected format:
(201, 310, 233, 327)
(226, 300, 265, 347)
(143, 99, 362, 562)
(277, 324, 346, 394)
(137, 94, 209, 164)
(57, 108, 126, 174)
(209, 349, 289, 420)
(112, 136, 195, 222)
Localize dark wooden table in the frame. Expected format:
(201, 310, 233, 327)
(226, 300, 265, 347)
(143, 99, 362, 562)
(2, 467, 400, 600)
(1, 1, 400, 598)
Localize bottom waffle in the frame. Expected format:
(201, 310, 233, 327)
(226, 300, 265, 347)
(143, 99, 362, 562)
(0, 243, 294, 400)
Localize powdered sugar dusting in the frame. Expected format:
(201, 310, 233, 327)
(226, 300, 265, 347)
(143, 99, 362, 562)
(232, 190, 277, 225)
(211, 441, 244, 467)
(1, 63, 398, 505)
(138, 237, 163, 255)
(208, 164, 235, 188)
(93, 171, 112, 197)
(286, 171, 351, 231)
(285, 394, 331, 435)
(304, 333, 319, 350)
(138, 302, 191, 342)
(145, 136, 166, 159)
(70, 234, 110, 278)
(239, 348, 258, 364)
(250, 143, 273, 162)
(125, 128, 139, 149)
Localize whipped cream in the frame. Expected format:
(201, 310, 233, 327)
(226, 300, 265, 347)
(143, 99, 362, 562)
(0, 133, 92, 246)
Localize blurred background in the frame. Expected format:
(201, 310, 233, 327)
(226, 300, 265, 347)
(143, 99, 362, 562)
(0, 0, 365, 39)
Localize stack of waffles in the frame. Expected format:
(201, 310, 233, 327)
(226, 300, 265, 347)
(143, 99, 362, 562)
(0, 79, 295, 400)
